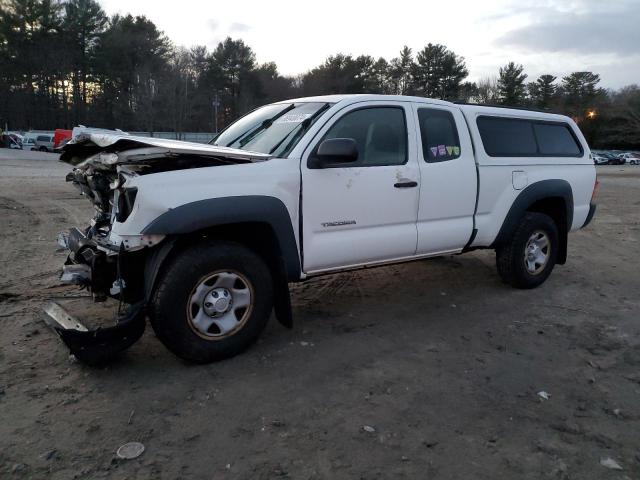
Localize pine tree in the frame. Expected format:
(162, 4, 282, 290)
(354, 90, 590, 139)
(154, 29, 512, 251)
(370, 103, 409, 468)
(498, 62, 527, 106)
(561, 71, 601, 117)
(528, 74, 557, 109)
(412, 43, 468, 100)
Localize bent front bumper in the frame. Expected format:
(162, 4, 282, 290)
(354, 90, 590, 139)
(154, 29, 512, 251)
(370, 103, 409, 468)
(47, 227, 147, 365)
(43, 301, 146, 365)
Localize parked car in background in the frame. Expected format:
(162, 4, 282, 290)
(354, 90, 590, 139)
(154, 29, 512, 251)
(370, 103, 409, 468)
(619, 152, 640, 165)
(601, 152, 624, 165)
(34, 134, 54, 152)
(8, 133, 24, 149)
(593, 154, 609, 165)
(22, 137, 36, 150)
(54, 129, 72, 149)
(0, 133, 22, 149)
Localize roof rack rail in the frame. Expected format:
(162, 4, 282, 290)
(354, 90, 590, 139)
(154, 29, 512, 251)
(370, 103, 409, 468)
(453, 101, 557, 114)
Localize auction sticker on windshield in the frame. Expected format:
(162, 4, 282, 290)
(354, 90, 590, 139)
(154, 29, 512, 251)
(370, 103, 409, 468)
(274, 113, 314, 124)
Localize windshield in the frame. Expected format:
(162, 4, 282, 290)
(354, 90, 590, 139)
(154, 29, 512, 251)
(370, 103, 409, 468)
(212, 102, 330, 157)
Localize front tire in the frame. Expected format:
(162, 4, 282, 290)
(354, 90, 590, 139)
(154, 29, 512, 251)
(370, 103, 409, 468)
(496, 212, 559, 289)
(149, 240, 273, 363)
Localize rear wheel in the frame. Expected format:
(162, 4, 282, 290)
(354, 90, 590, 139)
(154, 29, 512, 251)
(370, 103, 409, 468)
(149, 240, 273, 363)
(496, 212, 559, 289)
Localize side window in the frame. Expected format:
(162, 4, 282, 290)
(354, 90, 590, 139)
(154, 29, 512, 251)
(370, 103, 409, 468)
(322, 107, 407, 166)
(477, 116, 583, 157)
(417, 108, 461, 162)
(533, 123, 582, 156)
(477, 117, 537, 156)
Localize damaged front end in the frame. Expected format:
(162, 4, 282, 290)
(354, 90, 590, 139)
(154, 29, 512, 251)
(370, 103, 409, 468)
(47, 132, 269, 364)
(48, 224, 149, 365)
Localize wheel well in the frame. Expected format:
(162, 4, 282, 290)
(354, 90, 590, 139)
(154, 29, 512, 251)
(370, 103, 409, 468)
(526, 197, 568, 264)
(173, 222, 287, 279)
(162, 222, 295, 328)
(140, 196, 300, 281)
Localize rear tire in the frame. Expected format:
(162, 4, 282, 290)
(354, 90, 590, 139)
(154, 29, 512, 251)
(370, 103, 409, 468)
(496, 212, 559, 289)
(149, 240, 273, 363)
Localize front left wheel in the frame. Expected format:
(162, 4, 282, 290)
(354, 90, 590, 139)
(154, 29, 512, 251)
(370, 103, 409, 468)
(149, 240, 274, 363)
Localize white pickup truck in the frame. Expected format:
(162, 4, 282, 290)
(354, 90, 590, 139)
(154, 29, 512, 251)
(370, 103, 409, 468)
(50, 94, 598, 364)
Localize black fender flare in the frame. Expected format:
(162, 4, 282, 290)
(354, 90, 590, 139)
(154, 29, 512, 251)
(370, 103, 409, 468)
(141, 196, 300, 328)
(492, 180, 573, 263)
(142, 195, 301, 280)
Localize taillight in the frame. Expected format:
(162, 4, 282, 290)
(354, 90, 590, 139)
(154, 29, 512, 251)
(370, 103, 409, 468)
(591, 177, 599, 202)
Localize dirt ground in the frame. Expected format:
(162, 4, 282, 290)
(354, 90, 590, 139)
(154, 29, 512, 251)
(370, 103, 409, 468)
(0, 150, 639, 479)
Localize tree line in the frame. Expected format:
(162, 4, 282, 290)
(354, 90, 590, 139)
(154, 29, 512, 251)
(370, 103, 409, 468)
(1, 0, 638, 149)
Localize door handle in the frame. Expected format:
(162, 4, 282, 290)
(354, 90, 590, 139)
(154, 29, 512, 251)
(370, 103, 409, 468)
(394, 180, 418, 188)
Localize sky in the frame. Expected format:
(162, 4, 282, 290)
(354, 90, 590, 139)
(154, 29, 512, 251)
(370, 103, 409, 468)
(100, 0, 640, 89)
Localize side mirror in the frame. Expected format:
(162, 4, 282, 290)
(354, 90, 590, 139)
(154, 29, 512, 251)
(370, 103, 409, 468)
(309, 138, 358, 168)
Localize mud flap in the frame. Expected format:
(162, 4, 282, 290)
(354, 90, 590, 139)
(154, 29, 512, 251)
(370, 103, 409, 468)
(43, 301, 146, 366)
(274, 277, 293, 329)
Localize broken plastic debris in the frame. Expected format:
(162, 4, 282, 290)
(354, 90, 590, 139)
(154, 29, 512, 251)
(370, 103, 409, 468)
(116, 442, 145, 460)
(537, 391, 551, 400)
(362, 425, 376, 433)
(599, 456, 623, 470)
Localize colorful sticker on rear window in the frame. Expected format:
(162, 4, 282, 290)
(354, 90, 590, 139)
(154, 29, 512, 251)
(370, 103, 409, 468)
(429, 145, 460, 158)
(274, 113, 314, 124)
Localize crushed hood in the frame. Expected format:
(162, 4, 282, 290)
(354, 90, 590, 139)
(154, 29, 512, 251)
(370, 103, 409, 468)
(60, 132, 271, 169)
(61, 131, 273, 217)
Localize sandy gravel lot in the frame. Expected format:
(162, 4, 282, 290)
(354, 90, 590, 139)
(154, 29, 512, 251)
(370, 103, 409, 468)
(1, 150, 639, 479)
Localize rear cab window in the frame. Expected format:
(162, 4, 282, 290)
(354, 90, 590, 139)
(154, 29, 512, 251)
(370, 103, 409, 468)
(533, 123, 582, 156)
(477, 116, 582, 157)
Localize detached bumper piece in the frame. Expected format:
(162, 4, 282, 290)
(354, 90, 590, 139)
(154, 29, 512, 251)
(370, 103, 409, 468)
(43, 301, 146, 366)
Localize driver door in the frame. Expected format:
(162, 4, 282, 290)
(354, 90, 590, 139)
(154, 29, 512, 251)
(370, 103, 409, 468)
(301, 102, 420, 274)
